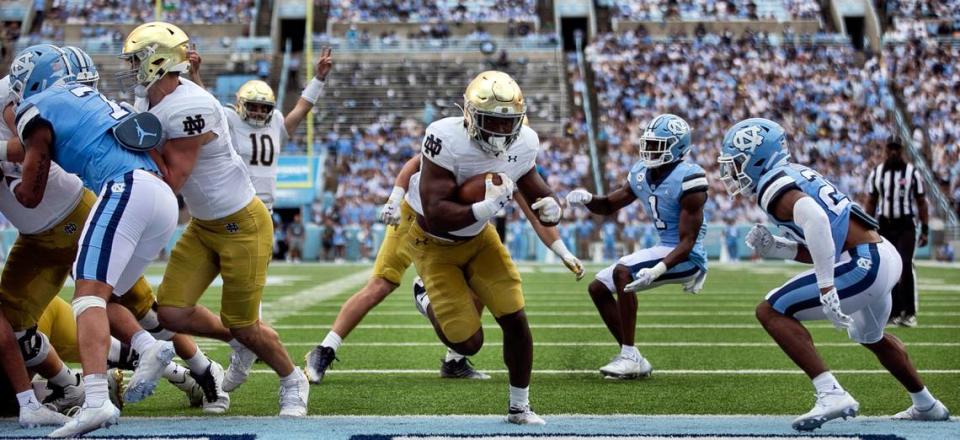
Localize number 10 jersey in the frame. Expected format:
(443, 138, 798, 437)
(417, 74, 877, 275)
(225, 107, 287, 211)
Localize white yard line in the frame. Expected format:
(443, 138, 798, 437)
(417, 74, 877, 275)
(261, 268, 372, 322)
(270, 323, 960, 330)
(283, 310, 960, 317)
(197, 341, 960, 348)
(248, 368, 960, 375)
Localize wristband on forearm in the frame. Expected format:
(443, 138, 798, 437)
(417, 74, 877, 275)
(301, 77, 326, 105)
(549, 239, 573, 259)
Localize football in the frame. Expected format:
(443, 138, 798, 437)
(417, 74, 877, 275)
(457, 173, 502, 203)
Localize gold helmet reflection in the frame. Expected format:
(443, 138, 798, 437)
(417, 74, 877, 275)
(119, 21, 190, 94)
(236, 80, 276, 127)
(463, 70, 526, 155)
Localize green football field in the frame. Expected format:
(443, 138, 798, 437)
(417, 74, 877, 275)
(61, 261, 960, 418)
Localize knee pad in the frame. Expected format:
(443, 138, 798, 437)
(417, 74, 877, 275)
(14, 327, 51, 368)
(138, 308, 175, 341)
(72, 296, 106, 318)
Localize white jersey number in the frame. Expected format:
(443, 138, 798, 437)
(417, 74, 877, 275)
(649, 195, 666, 230)
(800, 169, 849, 216)
(248, 134, 275, 166)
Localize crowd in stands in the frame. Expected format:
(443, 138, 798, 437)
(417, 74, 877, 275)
(586, 29, 895, 225)
(614, 0, 820, 21)
(329, 0, 537, 23)
(878, 0, 960, 38)
(47, 0, 254, 24)
(884, 39, 960, 213)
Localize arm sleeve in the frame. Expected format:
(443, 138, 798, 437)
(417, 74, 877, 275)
(793, 196, 835, 288)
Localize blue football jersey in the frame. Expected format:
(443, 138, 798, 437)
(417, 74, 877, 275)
(626, 161, 709, 271)
(755, 163, 878, 259)
(15, 84, 159, 192)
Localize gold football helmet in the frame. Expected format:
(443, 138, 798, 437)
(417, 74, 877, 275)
(236, 80, 276, 127)
(118, 21, 190, 95)
(463, 70, 526, 155)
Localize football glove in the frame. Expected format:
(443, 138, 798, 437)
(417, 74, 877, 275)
(471, 173, 514, 221)
(624, 262, 667, 293)
(745, 224, 798, 260)
(682, 270, 706, 294)
(550, 240, 584, 281)
(531, 197, 561, 224)
(378, 186, 405, 226)
(820, 287, 853, 330)
(565, 188, 593, 207)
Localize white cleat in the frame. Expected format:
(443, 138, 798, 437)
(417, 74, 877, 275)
(222, 344, 258, 392)
(190, 360, 230, 414)
(278, 370, 309, 417)
(792, 389, 859, 431)
(599, 355, 653, 379)
(124, 340, 175, 403)
(165, 363, 204, 407)
(41, 372, 85, 414)
(47, 401, 120, 438)
(507, 405, 546, 425)
(18, 404, 71, 428)
(893, 400, 950, 421)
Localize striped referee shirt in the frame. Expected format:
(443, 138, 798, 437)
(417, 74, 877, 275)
(867, 161, 924, 220)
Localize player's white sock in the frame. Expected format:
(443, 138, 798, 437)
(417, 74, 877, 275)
(107, 338, 122, 364)
(509, 385, 529, 409)
(416, 293, 432, 315)
(83, 374, 108, 407)
(909, 387, 937, 410)
(161, 361, 180, 378)
(620, 345, 641, 361)
(321, 331, 342, 353)
(812, 371, 843, 394)
(445, 348, 465, 363)
(280, 369, 304, 386)
(16, 390, 41, 409)
(227, 339, 245, 351)
(48, 365, 77, 387)
(131, 330, 157, 355)
(185, 350, 212, 374)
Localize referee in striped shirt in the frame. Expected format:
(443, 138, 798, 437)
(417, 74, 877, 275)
(865, 139, 928, 327)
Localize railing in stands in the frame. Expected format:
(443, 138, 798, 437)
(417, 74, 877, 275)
(312, 35, 561, 52)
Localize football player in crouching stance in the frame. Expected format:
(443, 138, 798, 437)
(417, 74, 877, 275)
(566, 114, 708, 379)
(718, 118, 950, 431)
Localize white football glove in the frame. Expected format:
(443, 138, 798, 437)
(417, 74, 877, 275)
(745, 224, 798, 260)
(530, 197, 561, 224)
(565, 188, 593, 207)
(550, 240, 584, 281)
(820, 287, 854, 330)
(471, 173, 515, 221)
(624, 262, 667, 293)
(378, 186, 405, 226)
(682, 270, 707, 294)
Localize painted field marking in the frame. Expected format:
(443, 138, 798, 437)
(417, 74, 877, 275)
(271, 323, 960, 330)
(197, 341, 960, 348)
(262, 269, 372, 322)
(248, 368, 960, 375)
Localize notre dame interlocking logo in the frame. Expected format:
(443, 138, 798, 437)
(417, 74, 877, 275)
(225, 223, 240, 233)
(423, 134, 442, 158)
(63, 222, 78, 235)
(182, 114, 206, 136)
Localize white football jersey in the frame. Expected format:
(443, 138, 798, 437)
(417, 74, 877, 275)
(407, 116, 539, 238)
(225, 107, 287, 211)
(137, 78, 255, 220)
(0, 76, 84, 234)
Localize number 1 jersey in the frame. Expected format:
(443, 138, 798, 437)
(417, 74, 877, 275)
(225, 107, 287, 211)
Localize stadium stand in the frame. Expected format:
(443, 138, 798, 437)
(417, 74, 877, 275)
(328, 0, 538, 23)
(48, 0, 255, 24)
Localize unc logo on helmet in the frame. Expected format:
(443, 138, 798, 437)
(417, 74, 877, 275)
(666, 118, 689, 137)
(9, 44, 74, 102)
(731, 125, 764, 152)
(10, 52, 36, 80)
(638, 114, 692, 168)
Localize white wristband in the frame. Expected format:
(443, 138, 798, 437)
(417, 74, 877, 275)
(301, 77, 326, 105)
(648, 262, 668, 279)
(388, 186, 405, 205)
(549, 239, 573, 259)
(471, 200, 499, 221)
(0, 140, 7, 161)
(769, 236, 799, 260)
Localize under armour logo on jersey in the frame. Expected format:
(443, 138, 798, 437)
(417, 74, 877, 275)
(63, 223, 78, 235)
(857, 257, 872, 271)
(182, 115, 206, 136)
(507, 155, 518, 162)
(111, 182, 126, 193)
(666, 118, 689, 136)
(732, 126, 764, 152)
(225, 223, 240, 233)
(423, 134, 442, 158)
(414, 237, 428, 246)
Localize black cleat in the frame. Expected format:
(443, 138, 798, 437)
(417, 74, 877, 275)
(304, 346, 338, 384)
(440, 357, 490, 379)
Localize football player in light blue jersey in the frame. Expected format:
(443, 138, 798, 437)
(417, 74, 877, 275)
(718, 118, 950, 431)
(6, 44, 180, 437)
(566, 114, 708, 379)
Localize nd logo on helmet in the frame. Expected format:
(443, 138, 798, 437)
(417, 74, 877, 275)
(732, 126, 765, 152)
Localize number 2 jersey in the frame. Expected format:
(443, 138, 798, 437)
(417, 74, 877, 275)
(626, 160, 708, 272)
(15, 83, 158, 192)
(224, 107, 287, 211)
(756, 163, 878, 259)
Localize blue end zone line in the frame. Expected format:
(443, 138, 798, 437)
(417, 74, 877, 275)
(2, 415, 955, 440)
